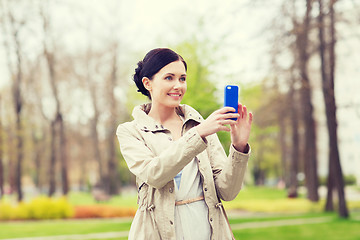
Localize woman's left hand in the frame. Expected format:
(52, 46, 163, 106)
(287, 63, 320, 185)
(230, 103, 253, 153)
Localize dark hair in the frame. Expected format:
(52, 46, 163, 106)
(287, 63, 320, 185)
(134, 48, 187, 99)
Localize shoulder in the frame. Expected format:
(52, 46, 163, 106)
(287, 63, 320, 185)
(116, 121, 137, 138)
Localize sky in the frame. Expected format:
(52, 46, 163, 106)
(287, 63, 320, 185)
(0, 0, 279, 89)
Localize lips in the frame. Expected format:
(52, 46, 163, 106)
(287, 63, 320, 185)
(168, 93, 182, 97)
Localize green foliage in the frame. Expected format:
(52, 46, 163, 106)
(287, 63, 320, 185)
(175, 41, 221, 118)
(344, 175, 357, 186)
(240, 82, 283, 183)
(68, 192, 138, 208)
(0, 196, 74, 221)
(317, 175, 357, 186)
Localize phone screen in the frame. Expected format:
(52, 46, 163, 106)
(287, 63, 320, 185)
(224, 85, 239, 120)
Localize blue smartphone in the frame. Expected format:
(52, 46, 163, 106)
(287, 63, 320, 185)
(224, 85, 239, 120)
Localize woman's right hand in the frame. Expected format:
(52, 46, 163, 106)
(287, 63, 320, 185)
(195, 107, 239, 138)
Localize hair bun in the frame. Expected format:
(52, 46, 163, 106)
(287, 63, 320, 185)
(134, 61, 143, 80)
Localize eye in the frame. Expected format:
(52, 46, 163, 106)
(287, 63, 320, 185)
(180, 77, 186, 82)
(165, 76, 172, 80)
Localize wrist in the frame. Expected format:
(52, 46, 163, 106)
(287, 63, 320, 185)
(233, 142, 248, 153)
(195, 125, 207, 139)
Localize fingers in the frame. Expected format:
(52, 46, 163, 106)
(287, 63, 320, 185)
(218, 107, 237, 114)
(243, 105, 248, 118)
(222, 119, 237, 125)
(249, 112, 253, 124)
(238, 104, 249, 120)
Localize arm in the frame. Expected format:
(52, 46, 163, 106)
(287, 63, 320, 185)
(116, 123, 207, 189)
(207, 133, 250, 201)
(196, 104, 253, 200)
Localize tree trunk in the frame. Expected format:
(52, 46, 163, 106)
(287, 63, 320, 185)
(296, 0, 319, 202)
(48, 119, 57, 197)
(42, 7, 69, 196)
(12, 23, 24, 202)
(14, 87, 23, 202)
(86, 58, 104, 186)
(318, 0, 348, 217)
(58, 113, 69, 195)
(2, 2, 26, 202)
(32, 131, 41, 189)
(288, 74, 299, 198)
(318, 0, 334, 212)
(0, 97, 3, 197)
(106, 46, 120, 195)
(7, 130, 16, 194)
(279, 114, 288, 187)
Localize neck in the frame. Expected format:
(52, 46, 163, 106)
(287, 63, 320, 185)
(148, 102, 179, 124)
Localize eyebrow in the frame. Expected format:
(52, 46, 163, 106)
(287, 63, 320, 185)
(165, 73, 187, 77)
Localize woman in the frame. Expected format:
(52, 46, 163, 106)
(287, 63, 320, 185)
(116, 48, 253, 240)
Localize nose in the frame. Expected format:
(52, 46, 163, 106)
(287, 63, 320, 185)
(173, 80, 181, 89)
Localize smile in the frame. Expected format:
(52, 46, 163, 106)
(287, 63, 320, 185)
(168, 93, 181, 97)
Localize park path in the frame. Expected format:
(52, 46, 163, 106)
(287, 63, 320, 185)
(1, 216, 333, 240)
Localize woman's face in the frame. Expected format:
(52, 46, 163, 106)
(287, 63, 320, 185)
(144, 60, 187, 108)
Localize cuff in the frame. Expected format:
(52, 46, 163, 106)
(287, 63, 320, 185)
(229, 143, 251, 162)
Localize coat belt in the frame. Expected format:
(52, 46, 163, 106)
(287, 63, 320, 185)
(175, 196, 204, 206)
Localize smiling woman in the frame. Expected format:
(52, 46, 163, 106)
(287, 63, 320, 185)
(116, 48, 253, 240)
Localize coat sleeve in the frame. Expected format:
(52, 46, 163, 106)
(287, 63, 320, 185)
(116, 123, 207, 189)
(207, 133, 250, 201)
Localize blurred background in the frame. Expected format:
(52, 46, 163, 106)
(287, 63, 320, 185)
(0, 0, 360, 239)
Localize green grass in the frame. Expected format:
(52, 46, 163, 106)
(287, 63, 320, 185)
(0, 212, 359, 239)
(233, 216, 360, 240)
(228, 211, 335, 224)
(1, 186, 360, 239)
(0, 218, 132, 239)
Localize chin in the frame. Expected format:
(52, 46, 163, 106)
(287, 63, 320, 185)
(166, 100, 182, 108)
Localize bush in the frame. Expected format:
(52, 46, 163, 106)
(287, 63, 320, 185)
(223, 198, 325, 213)
(0, 201, 14, 220)
(344, 175, 357, 186)
(74, 205, 136, 219)
(316, 175, 356, 186)
(0, 196, 74, 221)
(27, 196, 74, 220)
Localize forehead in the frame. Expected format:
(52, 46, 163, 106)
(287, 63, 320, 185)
(157, 61, 186, 75)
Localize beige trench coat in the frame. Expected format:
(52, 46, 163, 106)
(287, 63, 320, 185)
(116, 103, 250, 240)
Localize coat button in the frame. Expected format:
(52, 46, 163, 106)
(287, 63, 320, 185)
(170, 220, 173, 225)
(204, 187, 208, 191)
(210, 218, 213, 222)
(168, 137, 173, 141)
(169, 187, 173, 193)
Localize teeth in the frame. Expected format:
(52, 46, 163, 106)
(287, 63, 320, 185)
(169, 94, 180, 96)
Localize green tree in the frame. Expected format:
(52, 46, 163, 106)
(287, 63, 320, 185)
(175, 42, 221, 118)
(240, 82, 282, 185)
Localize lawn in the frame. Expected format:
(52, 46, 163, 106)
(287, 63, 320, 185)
(0, 212, 359, 239)
(233, 215, 360, 240)
(1, 186, 360, 239)
(0, 218, 131, 239)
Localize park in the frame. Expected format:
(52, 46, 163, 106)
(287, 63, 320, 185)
(1, 0, 360, 239)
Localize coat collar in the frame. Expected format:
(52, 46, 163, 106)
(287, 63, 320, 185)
(132, 103, 203, 132)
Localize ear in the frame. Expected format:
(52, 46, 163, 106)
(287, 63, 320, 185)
(142, 77, 152, 91)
